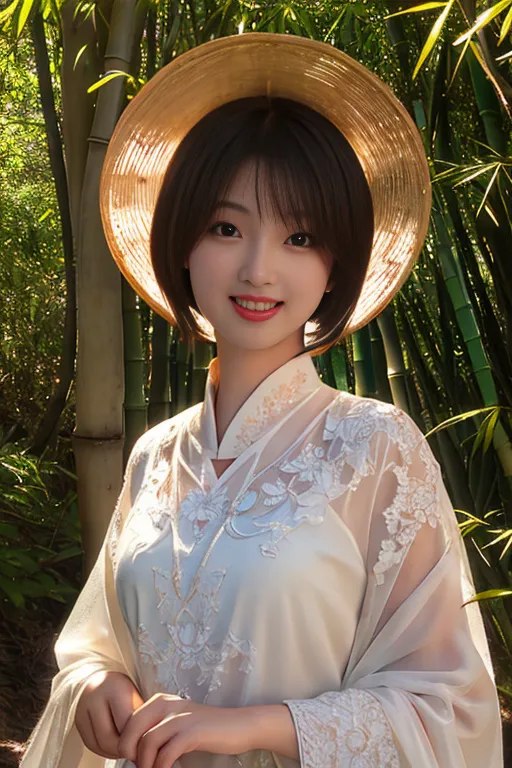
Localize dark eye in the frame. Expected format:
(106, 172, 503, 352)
(209, 221, 240, 238)
(287, 232, 316, 248)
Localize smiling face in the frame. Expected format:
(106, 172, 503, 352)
(187, 160, 333, 356)
(150, 96, 374, 351)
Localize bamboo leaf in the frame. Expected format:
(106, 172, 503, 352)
(0, 0, 20, 28)
(323, 7, 345, 41)
(413, 0, 455, 80)
(17, 0, 36, 36)
(463, 588, 512, 606)
(481, 528, 512, 548)
(73, 43, 88, 70)
(37, 207, 53, 222)
(454, 0, 512, 46)
(470, 411, 492, 459)
(87, 70, 132, 94)
(469, 39, 487, 70)
(297, 7, 316, 38)
(483, 406, 500, 453)
(448, 35, 472, 90)
(499, 2, 512, 42)
(425, 407, 498, 437)
(483, 202, 500, 226)
(452, 162, 498, 187)
(476, 163, 501, 218)
(453, 509, 487, 523)
(469, 137, 505, 157)
(386, 1, 447, 18)
(496, 47, 512, 60)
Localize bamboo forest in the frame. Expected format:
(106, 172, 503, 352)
(1, 0, 512, 764)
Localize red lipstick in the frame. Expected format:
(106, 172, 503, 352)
(230, 296, 283, 323)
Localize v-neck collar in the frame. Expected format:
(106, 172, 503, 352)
(199, 352, 323, 460)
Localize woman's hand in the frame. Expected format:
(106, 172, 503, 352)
(117, 694, 256, 768)
(75, 670, 145, 759)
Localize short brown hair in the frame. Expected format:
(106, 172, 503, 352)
(150, 95, 374, 353)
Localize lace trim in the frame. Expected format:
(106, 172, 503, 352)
(284, 689, 400, 767)
(234, 368, 309, 453)
(374, 439, 444, 586)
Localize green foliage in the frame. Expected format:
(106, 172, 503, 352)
(0, 34, 69, 439)
(0, 438, 81, 619)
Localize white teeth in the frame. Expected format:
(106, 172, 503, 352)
(234, 298, 279, 311)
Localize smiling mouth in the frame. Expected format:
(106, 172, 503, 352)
(232, 297, 283, 311)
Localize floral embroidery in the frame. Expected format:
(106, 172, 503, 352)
(284, 689, 400, 767)
(233, 368, 309, 452)
(143, 458, 172, 530)
(227, 463, 331, 559)
(226, 396, 387, 558)
(374, 437, 443, 586)
(180, 484, 231, 542)
(137, 567, 256, 701)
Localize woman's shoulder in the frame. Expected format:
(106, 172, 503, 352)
(127, 402, 203, 465)
(321, 386, 427, 455)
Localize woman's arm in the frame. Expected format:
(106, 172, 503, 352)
(20, 428, 155, 768)
(271, 412, 503, 767)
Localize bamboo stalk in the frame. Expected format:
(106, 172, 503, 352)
(369, 320, 393, 403)
(328, 344, 350, 392)
(148, 312, 171, 427)
(122, 277, 147, 462)
(30, 10, 76, 455)
(174, 338, 190, 415)
(352, 327, 376, 399)
(376, 306, 410, 412)
(71, 0, 143, 576)
(189, 341, 213, 406)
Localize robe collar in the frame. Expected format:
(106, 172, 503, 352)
(199, 352, 322, 460)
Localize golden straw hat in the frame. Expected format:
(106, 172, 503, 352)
(99, 32, 431, 339)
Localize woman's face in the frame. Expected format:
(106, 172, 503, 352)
(187, 160, 332, 354)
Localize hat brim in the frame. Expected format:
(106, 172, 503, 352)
(99, 32, 431, 340)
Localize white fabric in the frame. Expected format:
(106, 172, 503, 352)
(20, 352, 503, 767)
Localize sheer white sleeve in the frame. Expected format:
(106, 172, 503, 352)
(20, 430, 155, 768)
(284, 404, 503, 767)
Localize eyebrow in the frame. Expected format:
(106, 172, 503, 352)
(213, 199, 307, 220)
(214, 200, 251, 214)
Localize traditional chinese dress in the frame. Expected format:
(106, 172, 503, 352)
(20, 353, 503, 767)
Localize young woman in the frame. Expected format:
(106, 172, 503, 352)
(21, 33, 503, 768)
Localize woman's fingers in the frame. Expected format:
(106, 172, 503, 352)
(118, 695, 185, 761)
(110, 684, 145, 734)
(153, 731, 193, 768)
(89, 699, 124, 757)
(75, 707, 97, 755)
(135, 717, 192, 768)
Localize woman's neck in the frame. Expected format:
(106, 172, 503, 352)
(214, 333, 304, 445)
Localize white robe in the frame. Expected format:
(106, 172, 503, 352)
(20, 352, 503, 767)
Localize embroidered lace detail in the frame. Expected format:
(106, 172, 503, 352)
(109, 435, 155, 571)
(226, 394, 393, 558)
(233, 368, 309, 452)
(226, 442, 334, 558)
(284, 689, 400, 767)
(180, 484, 230, 542)
(137, 567, 256, 700)
(374, 427, 444, 586)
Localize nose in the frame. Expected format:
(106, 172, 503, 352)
(237, 236, 277, 287)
